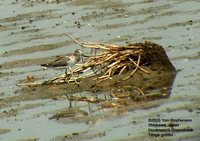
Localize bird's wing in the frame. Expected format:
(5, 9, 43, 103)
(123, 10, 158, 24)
(45, 56, 69, 67)
(51, 56, 68, 66)
(54, 56, 69, 62)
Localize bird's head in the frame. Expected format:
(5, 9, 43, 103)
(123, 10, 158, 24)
(74, 49, 83, 55)
(74, 49, 89, 57)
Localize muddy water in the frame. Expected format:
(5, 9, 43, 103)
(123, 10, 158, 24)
(0, 0, 200, 141)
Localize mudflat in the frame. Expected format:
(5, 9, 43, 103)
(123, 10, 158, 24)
(0, 0, 200, 141)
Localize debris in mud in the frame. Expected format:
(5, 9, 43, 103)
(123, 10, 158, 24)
(26, 74, 35, 82)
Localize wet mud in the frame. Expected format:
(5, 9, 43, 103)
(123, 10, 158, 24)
(0, 0, 200, 141)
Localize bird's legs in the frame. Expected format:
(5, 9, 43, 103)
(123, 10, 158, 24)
(65, 69, 68, 75)
(65, 67, 78, 84)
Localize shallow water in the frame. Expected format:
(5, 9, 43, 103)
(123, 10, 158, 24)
(0, 0, 200, 141)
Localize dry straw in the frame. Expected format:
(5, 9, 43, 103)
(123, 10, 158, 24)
(46, 34, 150, 84)
(18, 34, 150, 86)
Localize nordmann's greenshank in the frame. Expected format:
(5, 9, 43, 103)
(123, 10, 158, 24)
(41, 49, 82, 75)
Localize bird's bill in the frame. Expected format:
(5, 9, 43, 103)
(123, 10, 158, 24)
(76, 49, 83, 54)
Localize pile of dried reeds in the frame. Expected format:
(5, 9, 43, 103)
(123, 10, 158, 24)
(17, 35, 150, 86)
(45, 35, 149, 84)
